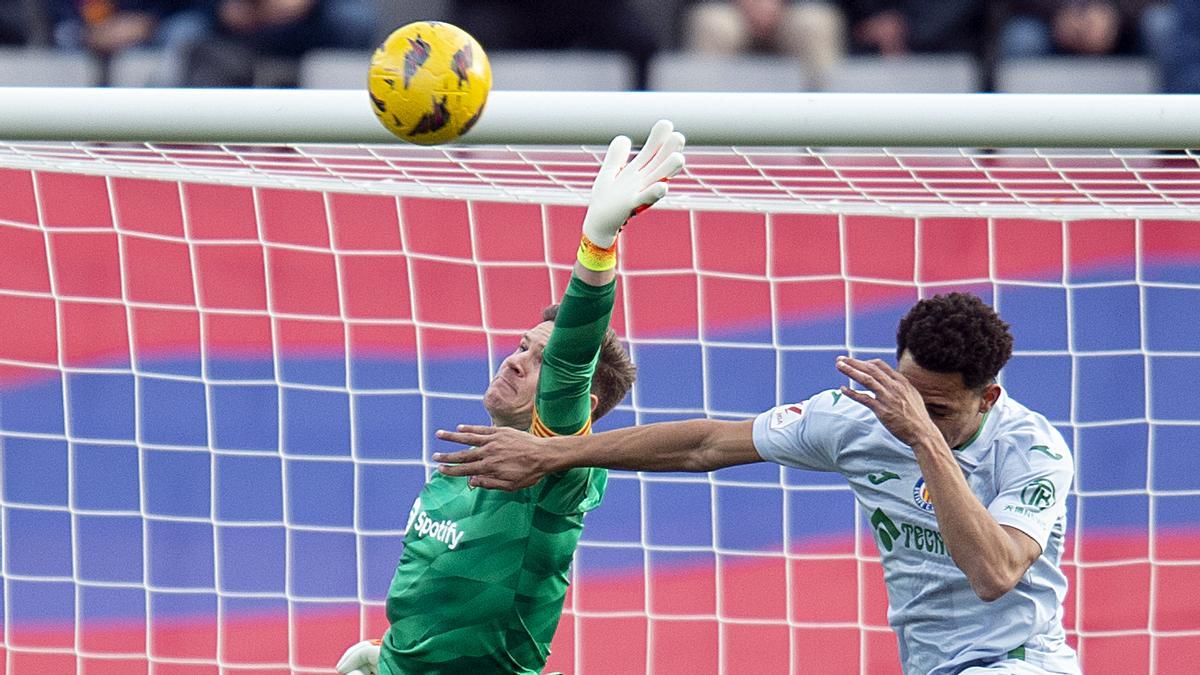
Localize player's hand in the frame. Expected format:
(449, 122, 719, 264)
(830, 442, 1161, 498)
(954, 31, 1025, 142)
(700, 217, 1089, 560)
(834, 356, 940, 447)
(433, 425, 553, 491)
(336, 638, 381, 675)
(582, 119, 686, 248)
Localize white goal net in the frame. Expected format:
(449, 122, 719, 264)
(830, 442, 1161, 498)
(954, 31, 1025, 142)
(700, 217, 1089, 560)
(1, 139, 1198, 674)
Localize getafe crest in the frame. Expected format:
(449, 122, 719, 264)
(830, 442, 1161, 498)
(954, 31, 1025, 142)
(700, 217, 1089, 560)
(912, 477, 935, 512)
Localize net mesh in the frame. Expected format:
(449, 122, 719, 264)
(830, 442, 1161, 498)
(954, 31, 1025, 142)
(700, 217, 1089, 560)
(1, 142, 1199, 217)
(0, 142, 1198, 674)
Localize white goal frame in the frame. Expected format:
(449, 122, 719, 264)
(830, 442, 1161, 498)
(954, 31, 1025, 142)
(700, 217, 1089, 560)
(0, 88, 1199, 147)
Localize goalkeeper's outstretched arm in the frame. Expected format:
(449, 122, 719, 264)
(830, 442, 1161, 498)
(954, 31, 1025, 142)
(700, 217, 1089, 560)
(536, 119, 685, 436)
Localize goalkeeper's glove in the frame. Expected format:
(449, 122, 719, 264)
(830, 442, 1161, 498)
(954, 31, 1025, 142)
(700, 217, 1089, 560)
(335, 638, 381, 675)
(577, 119, 686, 270)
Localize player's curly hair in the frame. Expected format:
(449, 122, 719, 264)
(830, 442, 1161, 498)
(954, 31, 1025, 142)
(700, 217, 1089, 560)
(542, 304, 637, 421)
(895, 293, 1013, 390)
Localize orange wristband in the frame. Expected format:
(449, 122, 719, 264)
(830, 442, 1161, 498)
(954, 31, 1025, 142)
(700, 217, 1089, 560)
(577, 234, 617, 271)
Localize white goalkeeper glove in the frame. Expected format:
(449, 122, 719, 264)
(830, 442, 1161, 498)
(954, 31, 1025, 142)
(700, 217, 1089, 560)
(336, 638, 381, 675)
(581, 118, 686, 250)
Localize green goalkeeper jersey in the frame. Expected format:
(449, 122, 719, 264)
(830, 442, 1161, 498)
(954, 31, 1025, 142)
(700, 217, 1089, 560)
(379, 275, 615, 674)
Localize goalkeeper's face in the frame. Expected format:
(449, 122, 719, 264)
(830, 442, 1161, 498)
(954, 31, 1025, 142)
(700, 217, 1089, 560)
(483, 321, 554, 429)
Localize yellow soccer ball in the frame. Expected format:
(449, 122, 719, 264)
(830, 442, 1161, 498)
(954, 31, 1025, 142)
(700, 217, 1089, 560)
(368, 21, 492, 145)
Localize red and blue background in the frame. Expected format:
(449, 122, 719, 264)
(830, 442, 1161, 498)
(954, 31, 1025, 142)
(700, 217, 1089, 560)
(1, 167, 1199, 673)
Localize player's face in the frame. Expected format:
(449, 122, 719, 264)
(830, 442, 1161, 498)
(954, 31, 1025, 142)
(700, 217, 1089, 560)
(897, 351, 998, 449)
(482, 321, 554, 429)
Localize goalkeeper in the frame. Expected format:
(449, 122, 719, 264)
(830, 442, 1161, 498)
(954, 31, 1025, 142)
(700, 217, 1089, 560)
(336, 120, 685, 675)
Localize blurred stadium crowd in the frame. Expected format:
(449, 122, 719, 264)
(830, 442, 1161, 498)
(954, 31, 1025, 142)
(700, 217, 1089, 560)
(0, 0, 1196, 93)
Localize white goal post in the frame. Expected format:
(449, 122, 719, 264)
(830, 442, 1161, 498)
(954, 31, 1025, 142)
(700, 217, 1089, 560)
(0, 88, 1199, 146)
(0, 88, 1197, 674)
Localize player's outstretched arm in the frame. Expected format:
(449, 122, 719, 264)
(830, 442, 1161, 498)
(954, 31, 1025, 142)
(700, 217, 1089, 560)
(534, 120, 684, 437)
(435, 418, 760, 491)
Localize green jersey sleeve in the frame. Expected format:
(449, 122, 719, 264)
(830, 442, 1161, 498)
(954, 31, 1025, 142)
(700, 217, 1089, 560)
(530, 273, 616, 437)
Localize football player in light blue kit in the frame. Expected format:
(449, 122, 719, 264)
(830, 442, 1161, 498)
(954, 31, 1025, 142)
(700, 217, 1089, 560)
(435, 293, 1080, 674)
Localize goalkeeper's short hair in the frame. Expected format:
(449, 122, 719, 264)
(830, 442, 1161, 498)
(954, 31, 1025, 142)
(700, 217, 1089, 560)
(543, 303, 636, 421)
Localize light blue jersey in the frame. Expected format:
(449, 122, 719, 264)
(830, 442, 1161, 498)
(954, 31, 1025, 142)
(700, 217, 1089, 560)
(754, 389, 1079, 675)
